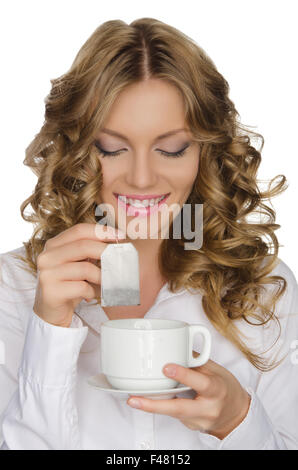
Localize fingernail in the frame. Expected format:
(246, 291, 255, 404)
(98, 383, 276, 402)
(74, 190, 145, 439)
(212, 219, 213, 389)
(128, 398, 141, 409)
(164, 365, 177, 377)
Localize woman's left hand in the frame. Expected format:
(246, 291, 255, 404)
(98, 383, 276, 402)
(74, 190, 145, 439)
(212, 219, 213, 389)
(127, 355, 251, 440)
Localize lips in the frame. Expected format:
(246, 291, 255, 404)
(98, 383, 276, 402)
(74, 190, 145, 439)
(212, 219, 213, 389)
(114, 193, 170, 218)
(113, 192, 170, 201)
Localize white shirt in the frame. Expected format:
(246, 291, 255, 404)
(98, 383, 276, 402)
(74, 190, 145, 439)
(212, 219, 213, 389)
(0, 245, 297, 450)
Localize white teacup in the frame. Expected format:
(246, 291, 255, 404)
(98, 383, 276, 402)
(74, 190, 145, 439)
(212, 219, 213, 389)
(100, 318, 212, 391)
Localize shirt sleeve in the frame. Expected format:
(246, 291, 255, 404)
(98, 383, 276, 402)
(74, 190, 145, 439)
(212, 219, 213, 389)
(199, 260, 298, 450)
(0, 281, 88, 450)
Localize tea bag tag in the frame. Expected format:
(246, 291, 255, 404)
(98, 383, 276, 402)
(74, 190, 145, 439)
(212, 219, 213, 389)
(100, 242, 140, 307)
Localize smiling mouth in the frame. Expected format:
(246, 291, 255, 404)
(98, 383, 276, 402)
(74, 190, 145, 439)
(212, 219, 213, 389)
(113, 193, 170, 208)
(113, 193, 170, 216)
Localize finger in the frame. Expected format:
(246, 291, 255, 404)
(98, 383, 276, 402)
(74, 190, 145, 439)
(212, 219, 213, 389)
(189, 352, 219, 374)
(127, 396, 198, 419)
(38, 239, 110, 269)
(44, 223, 125, 251)
(44, 261, 101, 284)
(194, 358, 226, 376)
(162, 363, 217, 397)
(48, 279, 96, 302)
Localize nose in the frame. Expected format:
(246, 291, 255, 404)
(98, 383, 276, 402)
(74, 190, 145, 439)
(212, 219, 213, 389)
(124, 151, 158, 189)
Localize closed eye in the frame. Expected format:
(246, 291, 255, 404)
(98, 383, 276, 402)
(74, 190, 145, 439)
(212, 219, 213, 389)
(93, 141, 190, 158)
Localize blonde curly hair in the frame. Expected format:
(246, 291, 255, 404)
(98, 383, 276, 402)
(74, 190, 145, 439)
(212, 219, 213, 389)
(14, 17, 288, 371)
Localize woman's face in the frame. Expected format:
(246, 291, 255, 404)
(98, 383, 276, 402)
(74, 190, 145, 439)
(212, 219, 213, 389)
(93, 78, 200, 237)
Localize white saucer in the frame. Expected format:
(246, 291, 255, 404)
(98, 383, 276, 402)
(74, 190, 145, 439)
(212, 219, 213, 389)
(87, 373, 192, 400)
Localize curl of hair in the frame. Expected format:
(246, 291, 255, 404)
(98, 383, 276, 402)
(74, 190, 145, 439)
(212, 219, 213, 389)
(14, 17, 288, 371)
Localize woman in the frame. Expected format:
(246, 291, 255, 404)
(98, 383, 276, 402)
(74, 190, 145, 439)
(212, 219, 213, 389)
(0, 17, 297, 450)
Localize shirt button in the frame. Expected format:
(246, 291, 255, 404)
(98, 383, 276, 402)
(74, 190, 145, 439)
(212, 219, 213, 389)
(139, 441, 152, 450)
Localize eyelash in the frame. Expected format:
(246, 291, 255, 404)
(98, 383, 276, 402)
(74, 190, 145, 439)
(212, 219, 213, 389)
(94, 141, 190, 158)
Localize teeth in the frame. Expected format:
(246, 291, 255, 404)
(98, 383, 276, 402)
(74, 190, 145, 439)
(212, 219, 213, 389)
(118, 195, 166, 207)
(129, 199, 146, 207)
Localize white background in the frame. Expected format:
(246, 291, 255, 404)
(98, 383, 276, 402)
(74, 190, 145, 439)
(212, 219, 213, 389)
(0, 0, 297, 276)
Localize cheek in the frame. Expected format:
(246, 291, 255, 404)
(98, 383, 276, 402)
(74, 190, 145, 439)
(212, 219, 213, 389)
(97, 159, 122, 188)
(100, 155, 127, 170)
(173, 157, 199, 190)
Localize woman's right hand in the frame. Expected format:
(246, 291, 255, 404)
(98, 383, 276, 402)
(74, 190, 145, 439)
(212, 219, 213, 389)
(33, 223, 125, 328)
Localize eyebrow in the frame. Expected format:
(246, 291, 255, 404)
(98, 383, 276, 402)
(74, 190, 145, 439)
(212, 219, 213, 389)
(100, 128, 189, 143)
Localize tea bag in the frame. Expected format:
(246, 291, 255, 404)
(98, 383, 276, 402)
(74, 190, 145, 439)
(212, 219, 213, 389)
(100, 242, 140, 306)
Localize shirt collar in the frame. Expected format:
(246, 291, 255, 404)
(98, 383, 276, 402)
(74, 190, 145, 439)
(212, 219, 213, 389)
(74, 282, 189, 335)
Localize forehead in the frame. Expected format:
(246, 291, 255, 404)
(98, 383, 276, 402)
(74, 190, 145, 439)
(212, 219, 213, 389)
(99, 79, 188, 140)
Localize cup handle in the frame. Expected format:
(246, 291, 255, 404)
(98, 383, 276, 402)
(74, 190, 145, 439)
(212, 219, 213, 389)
(187, 325, 211, 367)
